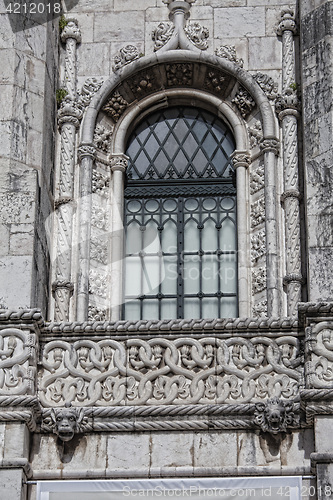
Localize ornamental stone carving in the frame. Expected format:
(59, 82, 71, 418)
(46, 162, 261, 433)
(57, 96, 82, 128)
(276, 9, 297, 36)
(128, 71, 161, 97)
(92, 169, 110, 196)
(93, 124, 113, 152)
(275, 88, 300, 118)
(248, 121, 263, 148)
(87, 305, 107, 322)
(110, 154, 128, 172)
(0, 328, 37, 395)
(48, 407, 87, 441)
(253, 73, 278, 100)
(252, 300, 268, 318)
(88, 270, 108, 298)
(77, 78, 104, 111)
(231, 151, 251, 169)
(90, 240, 108, 265)
(61, 18, 81, 43)
(251, 230, 266, 264)
(78, 143, 96, 161)
(91, 205, 108, 230)
(113, 45, 141, 72)
(215, 45, 243, 67)
(251, 198, 265, 228)
(252, 267, 267, 295)
(152, 23, 175, 51)
(39, 335, 302, 407)
(250, 164, 265, 194)
(102, 91, 129, 122)
(203, 70, 226, 95)
(254, 397, 298, 434)
(166, 63, 193, 86)
(184, 22, 209, 50)
(232, 87, 256, 118)
(305, 322, 333, 389)
(259, 137, 280, 155)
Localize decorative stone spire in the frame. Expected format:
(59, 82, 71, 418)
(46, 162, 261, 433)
(152, 0, 209, 52)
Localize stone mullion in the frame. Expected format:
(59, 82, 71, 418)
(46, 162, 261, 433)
(277, 9, 303, 316)
(52, 19, 81, 321)
(109, 154, 128, 321)
(76, 145, 96, 321)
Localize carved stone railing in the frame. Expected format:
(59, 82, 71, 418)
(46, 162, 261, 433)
(2, 307, 333, 436)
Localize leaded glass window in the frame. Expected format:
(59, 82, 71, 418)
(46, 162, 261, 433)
(123, 106, 237, 320)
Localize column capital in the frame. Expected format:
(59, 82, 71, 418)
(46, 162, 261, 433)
(231, 150, 251, 169)
(52, 280, 74, 292)
(57, 96, 82, 128)
(109, 154, 129, 172)
(78, 143, 96, 161)
(276, 9, 297, 36)
(61, 18, 82, 44)
(259, 137, 280, 156)
(275, 88, 301, 120)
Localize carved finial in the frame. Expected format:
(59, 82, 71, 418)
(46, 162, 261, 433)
(61, 18, 81, 43)
(153, 0, 208, 52)
(277, 9, 296, 36)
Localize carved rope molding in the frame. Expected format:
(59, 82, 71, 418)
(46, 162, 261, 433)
(39, 334, 303, 408)
(276, 9, 303, 317)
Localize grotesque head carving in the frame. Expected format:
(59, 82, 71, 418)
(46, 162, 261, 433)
(50, 408, 85, 442)
(254, 397, 296, 435)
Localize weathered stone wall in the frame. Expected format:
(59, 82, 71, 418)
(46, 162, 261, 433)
(300, 0, 333, 302)
(0, 1, 58, 314)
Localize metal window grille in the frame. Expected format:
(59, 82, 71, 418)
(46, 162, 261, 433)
(124, 106, 237, 320)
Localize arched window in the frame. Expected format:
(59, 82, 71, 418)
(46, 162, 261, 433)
(123, 106, 237, 320)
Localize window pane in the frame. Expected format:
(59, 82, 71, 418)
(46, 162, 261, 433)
(142, 300, 159, 320)
(183, 256, 200, 294)
(125, 257, 141, 296)
(202, 298, 219, 318)
(221, 296, 238, 318)
(161, 299, 177, 319)
(162, 256, 177, 294)
(202, 256, 218, 293)
(142, 256, 160, 294)
(124, 301, 141, 320)
(202, 218, 217, 252)
(220, 255, 237, 293)
(184, 298, 200, 319)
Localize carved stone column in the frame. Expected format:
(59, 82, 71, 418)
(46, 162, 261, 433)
(259, 137, 281, 317)
(231, 151, 251, 317)
(277, 10, 303, 316)
(109, 154, 128, 321)
(53, 99, 81, 321)
(76, 144, 96, 321)
(52, 19, 81, 322)
(61, 19, 81, 100)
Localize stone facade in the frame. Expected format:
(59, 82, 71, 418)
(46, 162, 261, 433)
(0, 0, 333, 499)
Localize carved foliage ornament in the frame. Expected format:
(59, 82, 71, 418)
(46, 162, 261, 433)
(184, 22, 209, 50)
(61, 18, 81, 44)
(77, 78, 104, 112)
(93, 124, 113, 152)
(166, 63, 193, 86)
(215, 45, 243, 67)
(254, 397, 298, 434)
(232, 86, 256, 118)
(253, 73, 278, 100)
(113, 45, 141, 72)
(152, 22, 175, 51)
(102, 91, 129, 122)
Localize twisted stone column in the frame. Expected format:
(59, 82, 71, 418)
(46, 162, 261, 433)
(53, 101, 82, 321)
(276, 10, 303, 316)
(109, 154, 128, 321)
(61, 19, 81, 100)
(52, 19, 81, 321)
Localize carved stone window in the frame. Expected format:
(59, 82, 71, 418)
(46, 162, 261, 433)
(123, 106, 237, 320)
